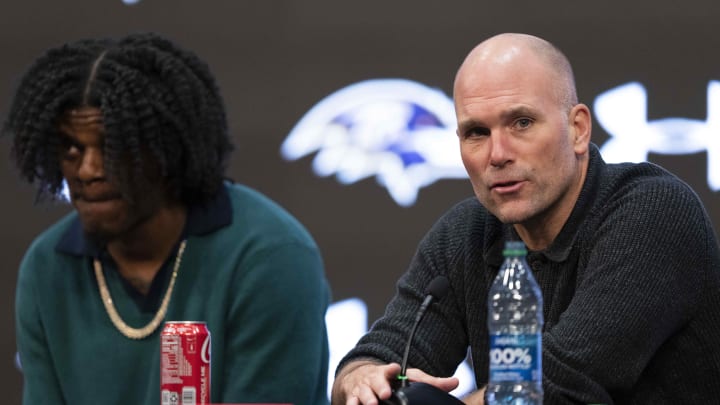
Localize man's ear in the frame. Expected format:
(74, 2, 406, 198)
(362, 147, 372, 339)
(569, 103, 591, 155)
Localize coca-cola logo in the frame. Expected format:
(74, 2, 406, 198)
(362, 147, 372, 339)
(200, 335, 211, 364)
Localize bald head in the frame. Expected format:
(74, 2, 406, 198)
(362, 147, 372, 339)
(452, 33, 592, 247)
(454, 33, 577, 111)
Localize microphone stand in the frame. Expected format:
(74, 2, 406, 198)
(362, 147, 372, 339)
(380, 277, 465, 405)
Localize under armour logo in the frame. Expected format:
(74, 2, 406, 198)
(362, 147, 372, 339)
(595, 81, 720, 191)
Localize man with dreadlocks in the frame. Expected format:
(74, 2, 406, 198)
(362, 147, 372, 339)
(5, 33, 330, 405)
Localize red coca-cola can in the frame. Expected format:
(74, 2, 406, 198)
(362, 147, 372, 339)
(161, 321, 211, 405)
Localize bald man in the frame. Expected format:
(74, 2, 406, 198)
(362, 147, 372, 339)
(331, 33, 720, 404)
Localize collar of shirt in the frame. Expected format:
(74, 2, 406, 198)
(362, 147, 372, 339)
(543, 143, 603, 262)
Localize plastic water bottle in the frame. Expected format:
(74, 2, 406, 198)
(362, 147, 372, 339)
(486, 241, 544, 405)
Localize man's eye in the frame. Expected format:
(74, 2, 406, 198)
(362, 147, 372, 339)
(515, 118, 532, 129)
(466, 127, 490, 137)
(60, 139, 81, 159)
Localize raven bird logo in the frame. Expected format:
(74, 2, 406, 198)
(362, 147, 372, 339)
(280, 79, 467, 206)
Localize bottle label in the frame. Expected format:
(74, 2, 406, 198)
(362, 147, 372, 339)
(489, 333, 541, 382)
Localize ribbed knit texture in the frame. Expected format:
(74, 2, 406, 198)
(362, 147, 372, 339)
(338, 145, 720, 404)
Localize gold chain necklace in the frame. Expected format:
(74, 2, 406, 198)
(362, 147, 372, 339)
(93, 240, 187, 340)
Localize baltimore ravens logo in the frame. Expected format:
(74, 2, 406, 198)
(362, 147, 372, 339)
(280, 79, 467, 206)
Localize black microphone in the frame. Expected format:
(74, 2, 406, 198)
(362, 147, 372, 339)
(381, 276, 465, 405)
(398, 275, 450, 385)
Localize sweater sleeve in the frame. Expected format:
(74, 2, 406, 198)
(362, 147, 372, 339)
(337, 203, 473, 379)
(540, 178, 711, 403)
(16, 248, 66, 405)
(219, 241, 330, 405)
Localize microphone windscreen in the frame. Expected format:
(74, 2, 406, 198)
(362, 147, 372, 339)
(426, 276, 450, 300)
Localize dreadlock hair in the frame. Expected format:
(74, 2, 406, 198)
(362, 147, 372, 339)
(2, 32, 233, 205)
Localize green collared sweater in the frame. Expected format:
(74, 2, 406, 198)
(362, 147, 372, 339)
(16, 183, 330, 405)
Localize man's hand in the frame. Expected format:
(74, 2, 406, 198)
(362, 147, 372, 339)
(332, 360, 460, 405)
(404, 368, 460, 393)
(332, 360, 400, 405)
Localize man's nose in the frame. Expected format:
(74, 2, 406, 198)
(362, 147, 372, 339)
(77, 148, 105, 182)
(488, 131, 512, 167)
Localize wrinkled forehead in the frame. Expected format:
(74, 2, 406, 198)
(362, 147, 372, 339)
(58, 106, 104, 132)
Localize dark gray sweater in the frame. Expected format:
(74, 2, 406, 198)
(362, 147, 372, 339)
(339, 145, 720, 404)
